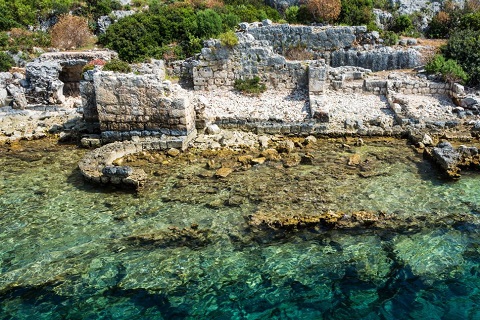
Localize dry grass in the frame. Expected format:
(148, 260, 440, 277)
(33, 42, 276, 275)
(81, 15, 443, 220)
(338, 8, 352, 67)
(51, 15, 94, 50)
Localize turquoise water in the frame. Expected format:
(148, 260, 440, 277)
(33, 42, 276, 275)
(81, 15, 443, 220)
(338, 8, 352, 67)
(1, 139, 480, 319)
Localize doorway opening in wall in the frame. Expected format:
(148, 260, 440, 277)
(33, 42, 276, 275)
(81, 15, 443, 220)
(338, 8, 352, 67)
(59, 64, 84, 97)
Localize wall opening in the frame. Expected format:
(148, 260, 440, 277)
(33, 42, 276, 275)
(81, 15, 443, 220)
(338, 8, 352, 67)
(59, 64, 84, 97)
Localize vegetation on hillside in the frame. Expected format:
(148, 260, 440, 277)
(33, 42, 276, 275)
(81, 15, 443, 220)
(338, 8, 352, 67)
(0, 0, 480, 86)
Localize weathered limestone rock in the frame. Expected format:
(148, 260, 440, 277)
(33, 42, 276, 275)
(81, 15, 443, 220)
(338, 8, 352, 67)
(373, 9, 393, 30)
(426, 142, 480, 178)
(25, 61, 64, 104)
(6, 84, 27, 109)
(97, 10, 136, 34)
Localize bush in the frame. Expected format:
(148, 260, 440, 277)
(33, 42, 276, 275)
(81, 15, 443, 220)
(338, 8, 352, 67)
(3, 28, 51, 53)
(219, 30, 238, 47)
(234, 76, 266, 95)
(0, 51, 14, 71)
(51, 15, 93, 50)
(425, 54, 468, 83)
(306, 0, 341, 23)
(391, 15, 413, 33)
(339, 0, 374, 26)
(196, 9, 223, 38)
(443, 29, 480, 85)
(381, 31, 398, 46)
(285, 6, 299, 24)
(459, 11, 480, 31)
(103, 59, 132, 73)
(426, 11, 451, 38)
(297, 5, 314, 24)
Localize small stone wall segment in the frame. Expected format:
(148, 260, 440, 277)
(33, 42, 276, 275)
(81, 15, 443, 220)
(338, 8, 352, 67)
(78, 134, 195, 188)
(363, 79, 464, 97)
(331, 47, 421, 72)
(94, 72, 195, 136)
(193, 34, 308, 91)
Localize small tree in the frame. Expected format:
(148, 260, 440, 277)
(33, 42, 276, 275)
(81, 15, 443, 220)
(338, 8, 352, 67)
(50, 14, 93, 50)
(306, 0, 341, 23)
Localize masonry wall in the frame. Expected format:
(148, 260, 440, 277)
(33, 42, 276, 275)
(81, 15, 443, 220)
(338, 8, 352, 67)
(193, 34, 311, 91)
(246, 24, 365, 53)
(94, 72, 195, 136)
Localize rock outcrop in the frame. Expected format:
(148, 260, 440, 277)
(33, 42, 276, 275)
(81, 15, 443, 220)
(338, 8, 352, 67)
(426, 142, 480, 178)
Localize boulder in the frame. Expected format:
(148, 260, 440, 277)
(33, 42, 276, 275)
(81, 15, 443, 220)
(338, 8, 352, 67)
(427, 142, 480, 178)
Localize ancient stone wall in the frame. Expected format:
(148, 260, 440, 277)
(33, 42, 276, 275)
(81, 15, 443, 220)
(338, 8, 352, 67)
(93, 72, 196, 139)
(246, 24, 365, 54)
(361, 78, 464, 97)
(330, 47, 421, 72)
(193, 34, 309, 91)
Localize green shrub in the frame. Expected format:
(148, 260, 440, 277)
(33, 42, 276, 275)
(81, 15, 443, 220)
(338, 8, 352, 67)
(285, 5, 299, 24)
(103, 59, 132, 73)
(339, 0, 374, 26)
(425, 54, 468, 83)
(221, 13, 240, 30)
(0, 52, 14, 71)
(459, 11, 480, 31)
(196, 9, 223, 38)
(443, 29, 480, 85)
(381, 30, 398, 46)
(297, 5, 314, 24)
(426, 11, 451, 39)
(391, 15, 413, 33)
(234, 76, 266, 95)
(219, 30, 238, 48)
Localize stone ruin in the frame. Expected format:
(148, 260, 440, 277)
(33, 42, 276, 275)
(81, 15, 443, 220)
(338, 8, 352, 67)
(3, 22, 477, 187)
(0, 51, 117, 109)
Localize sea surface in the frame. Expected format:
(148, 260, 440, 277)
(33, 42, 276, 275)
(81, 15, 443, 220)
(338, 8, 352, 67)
(1, 138, 480, 319)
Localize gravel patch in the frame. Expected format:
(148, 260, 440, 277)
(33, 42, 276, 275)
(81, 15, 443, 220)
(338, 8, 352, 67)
(198, 89, 310, 123)
(393, 93, 458, 121)
(324, 91, 394, 128)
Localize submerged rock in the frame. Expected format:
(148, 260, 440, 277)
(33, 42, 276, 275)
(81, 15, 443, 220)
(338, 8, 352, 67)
(215, 167, 233, 178)
(126, 225, 213, 249)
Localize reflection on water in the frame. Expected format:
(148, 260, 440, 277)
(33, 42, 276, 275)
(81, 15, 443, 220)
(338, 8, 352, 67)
(1, 138, 480, 319)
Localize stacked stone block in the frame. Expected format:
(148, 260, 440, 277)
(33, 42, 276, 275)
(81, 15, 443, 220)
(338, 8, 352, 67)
(93, 72, 196, 138)
(247, 24, 364, 54)
(193, 35, 309, 91)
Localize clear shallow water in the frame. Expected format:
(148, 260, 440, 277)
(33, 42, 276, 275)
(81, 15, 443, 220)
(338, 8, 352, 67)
(1, 139, 480, 319)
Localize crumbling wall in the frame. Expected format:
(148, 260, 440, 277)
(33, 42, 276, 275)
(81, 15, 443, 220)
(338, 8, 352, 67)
(25, 51, 117, 105)
(193, 33, 309, 91)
